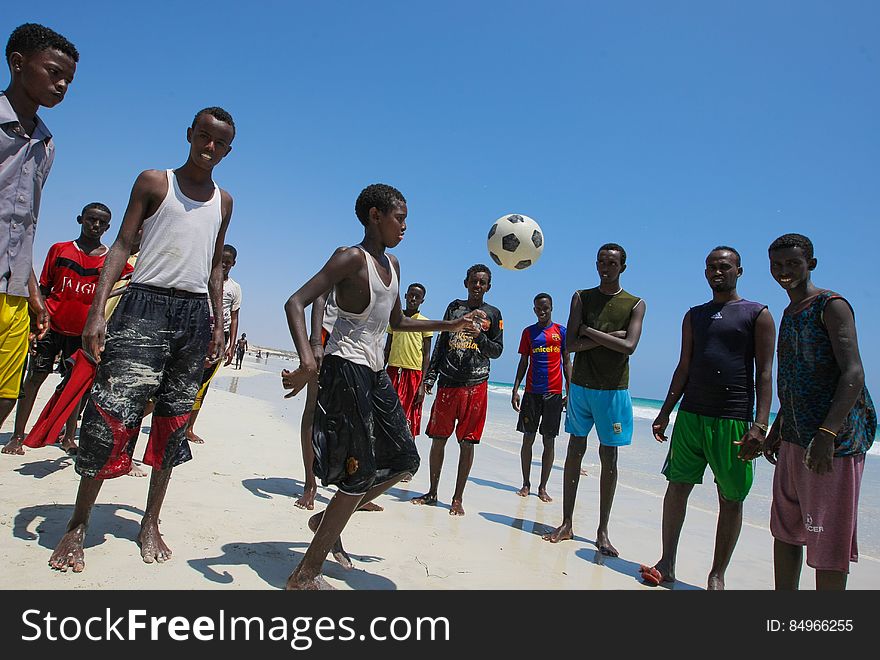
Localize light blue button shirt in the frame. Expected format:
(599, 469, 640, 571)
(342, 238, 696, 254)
(0, 92, 55, 298)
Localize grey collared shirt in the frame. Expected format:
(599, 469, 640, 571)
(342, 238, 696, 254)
(0, 92, 54, 298)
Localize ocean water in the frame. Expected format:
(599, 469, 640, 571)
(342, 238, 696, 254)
(219, 356, 880, 559)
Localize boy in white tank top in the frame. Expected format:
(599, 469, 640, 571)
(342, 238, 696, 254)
(281, 183, 485, 590)
(48, 108, 235, 575)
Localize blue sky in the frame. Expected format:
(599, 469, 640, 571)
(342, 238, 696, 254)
(7, 1, 879, 400)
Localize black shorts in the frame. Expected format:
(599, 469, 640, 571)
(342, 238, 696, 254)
(75, 284, 211, 479)
(313, 355, 420, 495)
(516, 392, 564, 437)
(31, 329, 82, 375)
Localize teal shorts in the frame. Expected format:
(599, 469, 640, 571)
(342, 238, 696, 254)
(564, 384, 633, 447)
(661, 410, 753, 502)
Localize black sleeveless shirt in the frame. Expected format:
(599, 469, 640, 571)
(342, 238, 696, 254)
(680, 299, 766, 421)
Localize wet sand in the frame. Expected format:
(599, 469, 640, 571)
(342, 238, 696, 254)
(1, 354, 878, 590)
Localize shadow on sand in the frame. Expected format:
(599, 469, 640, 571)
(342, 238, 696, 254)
(188, 540, 396, 589)
(241, 477, 331, 506)
(478, 511, 592, 542)
(467, 476, 522, 495)
(13, 502, 146, 549)
(574, 548, 702, 590)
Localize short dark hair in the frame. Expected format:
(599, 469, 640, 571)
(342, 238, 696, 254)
(466, 263, 492, 284)
(80, 202, 110, 217)
(710, 245, 741, 266)
(534, 292, 552, 305)
(408, 282, 426, 295)
(769, 233, 814, 261)
(6, 23, 79, 63)
(192, 107, 235, 136)
(223, 244, 237, 260)
(354, 183, 406, 226)
(598, 242, 626, 265)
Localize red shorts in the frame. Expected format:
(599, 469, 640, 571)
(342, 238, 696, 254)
(770, 441, 865, 573)
(387, 366, 424, 438)
(425, 382, 488, 443)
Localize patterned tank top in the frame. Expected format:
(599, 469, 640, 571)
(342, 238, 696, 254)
(777, 290, 875, 456)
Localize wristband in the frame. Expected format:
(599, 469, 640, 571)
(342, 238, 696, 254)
(753, 422, 769, 433)
(818, 426, 838, 437)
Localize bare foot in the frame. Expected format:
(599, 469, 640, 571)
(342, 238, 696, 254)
(537, 488, 553, 503)
(285, 572, 335, 590)
(127, 462, 147, 477)
(449, 499, 465, 516)
(294, 485, 317, 510)
(516, 485, 529, 497)
(186, 430, 205, 445)
(358, 501, 384, 512)
(60, 437, 78, 456)
(49, 523, 87, 572)
(580, 467, 589, 476)
(2, 434, 25, 455)
(308, 511, 352, 569)
(138, 520, 172, 563)
(542, 522, 573, 543)
(707, 575, 725, 590)
(596, 530, 618, 557)
(411, 492, 437, 506)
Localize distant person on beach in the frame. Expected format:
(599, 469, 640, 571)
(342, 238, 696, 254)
(411, 264, 503, 516)
(4, 202, 120, 456)
(185, 244, 242, 444)
(0, 24, 77, 447)
(763, 233, 874, 590)
(511, 292, 570, 502)
(543, 243, 645, 557)
(48, 106, 235, 573)
(384, 282, 433, 443)
(281, 183, 483, 589)
(640, 246, 774, 590)
(234, 332, 247, 369)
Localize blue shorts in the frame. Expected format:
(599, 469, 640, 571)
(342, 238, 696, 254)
(564, 384, 633, 447)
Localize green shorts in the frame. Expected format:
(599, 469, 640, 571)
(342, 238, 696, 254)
(661, 410, 753, 502)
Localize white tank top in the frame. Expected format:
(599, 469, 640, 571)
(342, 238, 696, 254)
(325, 246, 398, 371)
(131, 169, 223, 293)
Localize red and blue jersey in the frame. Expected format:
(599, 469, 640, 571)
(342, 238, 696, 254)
(518, 322, 566, 394)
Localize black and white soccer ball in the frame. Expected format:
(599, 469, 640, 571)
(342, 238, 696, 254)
(486, 213, 544, 270)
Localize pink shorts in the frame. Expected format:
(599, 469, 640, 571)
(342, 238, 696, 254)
(770, 441, 865, 573)
(425, 382, 488, 443)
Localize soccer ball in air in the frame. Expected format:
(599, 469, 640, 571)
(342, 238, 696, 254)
(487, 214, 544, 270)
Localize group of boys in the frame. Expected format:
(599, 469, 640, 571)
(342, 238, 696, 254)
(1, 23, 873, 593)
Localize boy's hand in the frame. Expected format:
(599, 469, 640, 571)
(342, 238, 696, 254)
(282, 365, 317, 398)
(224, 343, 234, 366)
(207, 326, 225, 364)
(311, 343, 325, 372)
(453, 309, 487, 337)
(415, 381, 426, 405)
(763, 424, 781, 465)
(734, 424, 765, 461)
(82, 313, 108, 364)
(804, 431, 835, 474)
(511, 389, 521, 411)
(652, 414, 669, 442)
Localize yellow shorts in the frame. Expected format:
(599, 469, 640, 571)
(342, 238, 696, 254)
(0, 293, 30, 399)
(192, 358, 223, 411)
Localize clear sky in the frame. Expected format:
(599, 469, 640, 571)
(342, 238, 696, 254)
(6, 1, 879, 401)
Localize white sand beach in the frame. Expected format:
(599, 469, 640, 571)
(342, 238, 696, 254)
(1, 353, 878, 590)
